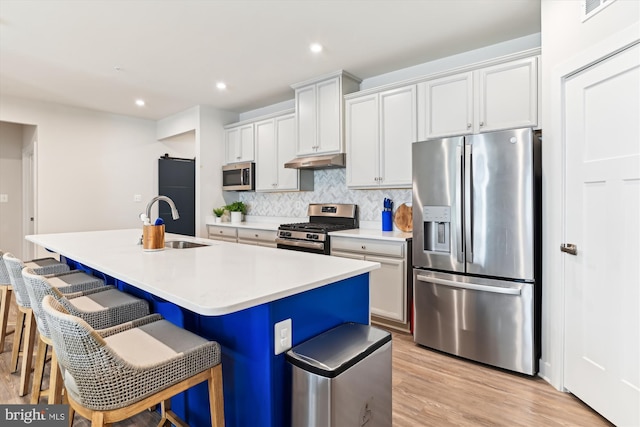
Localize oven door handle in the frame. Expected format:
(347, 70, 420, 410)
(275, 238, 325, 251)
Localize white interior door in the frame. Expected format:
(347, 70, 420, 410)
(563, 42, 640, 427)
(22, 141, 35, 260)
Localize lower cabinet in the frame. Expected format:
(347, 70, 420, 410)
(237, 228, 278, 248)
(207, 225, 238, 243)
(331, 236, 411, 332)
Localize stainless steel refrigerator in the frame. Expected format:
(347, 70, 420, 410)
(412, 127, 541, 375)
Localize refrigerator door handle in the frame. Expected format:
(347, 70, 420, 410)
(464, 141, 474, 263)
(416, 274, 522, 296)
(456, 143, 464, 263)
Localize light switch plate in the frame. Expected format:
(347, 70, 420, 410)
(274, 318, 292, 355)
(0, 194, 8, 203)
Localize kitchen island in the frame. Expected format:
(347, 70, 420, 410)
(26, 229, 379, 427)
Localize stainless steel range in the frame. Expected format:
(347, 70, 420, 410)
(276, 204, 359, 255)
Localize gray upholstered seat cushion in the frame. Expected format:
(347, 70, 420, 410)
(105, 319, 211, 366)
(48, 271, 103, 289)
(70, 288, 144, 312)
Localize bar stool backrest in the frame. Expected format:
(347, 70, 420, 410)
(21, 268, 66, 339)
(41, 295, 111, 407)
(0, 251, 10, 286)
(2, 253, 32, 309)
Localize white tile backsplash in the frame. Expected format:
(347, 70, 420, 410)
(239, 169, 411, 221)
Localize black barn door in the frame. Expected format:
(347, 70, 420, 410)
(158, 156, 195, 236)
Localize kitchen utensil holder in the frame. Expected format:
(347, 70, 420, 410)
(143, 224, 165, 251)
(382, 211, 393, 231)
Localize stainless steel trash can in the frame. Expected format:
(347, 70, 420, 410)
(285, 322, 392, 427)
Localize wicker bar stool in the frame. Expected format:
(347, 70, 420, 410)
(22, 267, 152, 405)
(42, 295, 225, 427)
(2, 252, 105, 397)
(0, 250, 70, 353)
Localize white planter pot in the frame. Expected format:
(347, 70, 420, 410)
(214, 217, 222, 223)
(230, 211, 243, 224)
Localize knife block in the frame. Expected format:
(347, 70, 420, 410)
(143, 224, 165, 251)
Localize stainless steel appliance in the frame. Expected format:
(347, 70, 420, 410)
(222, 162, 254, 191)
(412, 127, 541, 375)
(277, 204, 358, 255)
(286, 323, 392, 427)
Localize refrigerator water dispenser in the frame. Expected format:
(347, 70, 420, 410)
(423, 206, 451, 253)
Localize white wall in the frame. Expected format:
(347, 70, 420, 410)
(0, 121, 24, 254)
(540, 0, 640, 389)
(0, 96, 164, 256)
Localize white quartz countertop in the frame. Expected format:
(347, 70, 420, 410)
(26, 229, 379, 316)
(205, 216, 413, 241)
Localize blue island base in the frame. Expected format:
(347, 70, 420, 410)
(65, 257, 370, 427)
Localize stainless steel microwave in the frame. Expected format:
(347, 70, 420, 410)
(222, 162, 255, 191)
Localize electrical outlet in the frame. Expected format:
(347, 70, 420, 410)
(274, 318, 292, 355)
(133, 194, 142, 202)
(0, 194, 7, 203)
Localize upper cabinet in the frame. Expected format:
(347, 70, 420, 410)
(418, 56, 539, 139)
(225, 123, 255, 164)
(255, 112, 313, 192)
(292, 71, 361, 156)
(345, 85, 416, 189)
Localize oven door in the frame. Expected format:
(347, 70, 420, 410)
(275, 238, 327, 255)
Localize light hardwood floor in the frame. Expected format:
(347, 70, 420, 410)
(0, 321, 612, 426)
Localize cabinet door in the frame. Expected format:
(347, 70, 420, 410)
(418, 72, 473, 139)
(368, 255, 406, 322)
(331, 250, 365, 261)
(239, 124, 255, 161)
(275, 114, 299, 191)
(316, 77, 341, 153)
(477, 57, 538, 132)
(225, 127, 240, 164)
(295, 85, 317, 155)
(346, 94, 379, 188)
(379, 85, 416, 188)
(255, 119, 277, 191)
(225, 124, 255, 163)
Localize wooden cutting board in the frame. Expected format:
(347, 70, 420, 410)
(394, 203, 413, 232)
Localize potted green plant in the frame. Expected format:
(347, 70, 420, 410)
(213, 207, 225, 223)
(225, 201, 247, 223)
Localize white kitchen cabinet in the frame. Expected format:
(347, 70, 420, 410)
(255, 113, 313, 192)
(345, 85, 416, 188)
(237, 228, 277, 248)
(292, 71, 360, 156)
(224, 123, 255, 164)
(331, 236, 410, 331)
(418, 56, 538, 139)
(477, 56, 538, 132)
(207, 225, 238, 242)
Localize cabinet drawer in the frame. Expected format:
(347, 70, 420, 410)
(207, 225, 238, 240)
(331, 237, 404, 257)
(237, 228, 277, 243)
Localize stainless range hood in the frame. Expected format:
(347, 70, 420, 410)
(284, 153, 345, 170)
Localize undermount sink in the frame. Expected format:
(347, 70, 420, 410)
(165, 240, 210, 249)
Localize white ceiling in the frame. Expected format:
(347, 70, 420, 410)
(0, 0, 541, 120)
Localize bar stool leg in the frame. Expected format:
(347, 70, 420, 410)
(10, 309, 26, 373)
(31, 337, 48, 404)
(0, 286, 14, 353)
(18, 310, 36, 397)
(49, 351, 64, 404)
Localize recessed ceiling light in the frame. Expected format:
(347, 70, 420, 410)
(216, 82, 227, 90)
(135, 99, 145, 107)
(310, 43, 323, 53)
